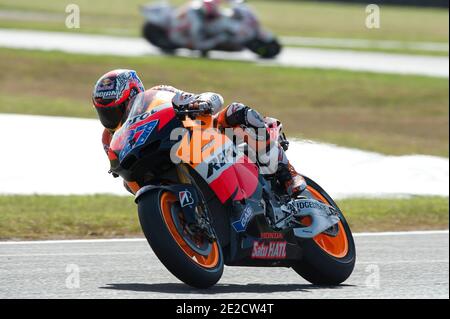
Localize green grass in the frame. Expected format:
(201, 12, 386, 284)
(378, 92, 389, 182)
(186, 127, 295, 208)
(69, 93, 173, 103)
(0, 195, 139, 240)
(0, 0, 447, 49)
(253, 1, 449, 42)
(0, 47, 448, 156)
(0, 195, 447, 240)
(338, 196, 449, 232)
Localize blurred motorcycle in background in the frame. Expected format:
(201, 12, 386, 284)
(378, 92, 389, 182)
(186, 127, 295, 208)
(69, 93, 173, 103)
(141, 0, 282, 58)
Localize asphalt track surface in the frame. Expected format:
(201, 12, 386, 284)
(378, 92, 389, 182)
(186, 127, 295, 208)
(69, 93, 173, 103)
(0, 231, 448, 299)
(0, 29, 448, 78)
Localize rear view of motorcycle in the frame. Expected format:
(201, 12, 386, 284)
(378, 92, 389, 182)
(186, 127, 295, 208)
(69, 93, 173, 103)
(140, 0, 282, 58)
(109, 89, 355, 289)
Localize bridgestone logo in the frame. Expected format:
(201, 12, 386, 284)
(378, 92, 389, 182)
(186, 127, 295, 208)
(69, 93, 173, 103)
(294, 200, 337, 216)
(297, 201, 327, 210)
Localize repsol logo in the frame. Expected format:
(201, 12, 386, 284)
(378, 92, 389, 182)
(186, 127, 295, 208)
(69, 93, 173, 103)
(126, 112, 150, 125)
(206, 145, 237, 179)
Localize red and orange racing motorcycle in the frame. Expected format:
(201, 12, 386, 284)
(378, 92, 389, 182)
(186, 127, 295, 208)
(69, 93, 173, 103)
(108, 89, 356, 288)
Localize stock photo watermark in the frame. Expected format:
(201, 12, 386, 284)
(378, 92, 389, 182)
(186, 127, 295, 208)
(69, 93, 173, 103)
(65, 4, 80, 29)
(365, 264, 381, 289)
(168, 126, 282, 175)
(366, 4, 381, 29)
(65, 263, 80, 289)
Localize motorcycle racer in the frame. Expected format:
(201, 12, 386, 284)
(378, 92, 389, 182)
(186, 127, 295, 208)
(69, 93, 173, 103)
(169, 0, 234, 51)
(92, 69, 306, 196)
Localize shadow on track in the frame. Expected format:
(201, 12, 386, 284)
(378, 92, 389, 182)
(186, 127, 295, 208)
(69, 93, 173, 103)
(100, 283, 353, 294)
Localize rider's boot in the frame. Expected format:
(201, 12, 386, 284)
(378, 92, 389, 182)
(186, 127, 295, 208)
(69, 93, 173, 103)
(277, 161, 307, 197)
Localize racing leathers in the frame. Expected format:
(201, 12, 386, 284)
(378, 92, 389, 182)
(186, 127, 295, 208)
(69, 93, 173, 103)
(169, 2, 233, 51)
(102, 85, 306, 196)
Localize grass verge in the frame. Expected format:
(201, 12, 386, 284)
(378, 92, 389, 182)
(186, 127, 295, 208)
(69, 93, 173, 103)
(0, 0, 447, 44)
(0, 195, 447, 240)
(0, 48, 448, 157)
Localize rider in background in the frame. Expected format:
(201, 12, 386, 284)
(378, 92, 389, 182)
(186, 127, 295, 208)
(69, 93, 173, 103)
(92, 69, 306, 196)
(169, 0, 231, 51)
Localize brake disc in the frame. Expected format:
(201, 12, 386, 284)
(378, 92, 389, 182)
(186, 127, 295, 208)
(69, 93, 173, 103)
(170, 203, 212, 256)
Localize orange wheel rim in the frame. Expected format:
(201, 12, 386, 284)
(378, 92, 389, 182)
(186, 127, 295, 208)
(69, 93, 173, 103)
(307, 186, 349, 258)
(160, 192, 220, 269)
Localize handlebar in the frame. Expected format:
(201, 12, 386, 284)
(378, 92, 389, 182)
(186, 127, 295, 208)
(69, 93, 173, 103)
(174, 102, 213, 118)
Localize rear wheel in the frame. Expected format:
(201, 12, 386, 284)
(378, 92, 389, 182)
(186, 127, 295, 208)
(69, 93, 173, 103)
(142, 22, 178, 51)
(137, 189, 223, 288)
(293, 177, 356, 285)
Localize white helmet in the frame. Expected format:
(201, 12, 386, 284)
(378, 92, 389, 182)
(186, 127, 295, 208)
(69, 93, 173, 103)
(202, 0, 221, 18)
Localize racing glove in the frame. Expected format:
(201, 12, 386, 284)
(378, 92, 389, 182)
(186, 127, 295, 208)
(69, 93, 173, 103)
(172, 91, 224, 115)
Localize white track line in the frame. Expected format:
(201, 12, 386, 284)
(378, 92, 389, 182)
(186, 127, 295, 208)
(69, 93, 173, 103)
(0, 238, 147, 245)
(281, 36, 449, 52)
(353, 230, 449, 237)
(0, 252, 149, 257)
(357, 259, 449, 265)
(0, 230, 447, 245)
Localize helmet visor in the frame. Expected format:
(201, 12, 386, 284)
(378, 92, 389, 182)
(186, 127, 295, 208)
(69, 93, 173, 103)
(95, 104, 124, 130)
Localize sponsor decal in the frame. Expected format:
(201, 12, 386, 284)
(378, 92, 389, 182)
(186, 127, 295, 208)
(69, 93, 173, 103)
(232, 205, 254, 232)
(95, 90, 117, 98)
(98, 78, 115, 91)
(126, 112, 151, 126)
(115, 72, 132, 100)
(251, 241, 287, 259)
(292, 199, 338, 217)
(179, 190, 195, 207)
(206, 145, 237, 179)
(95, 77, 117, 99)
(260, 232, 283, 240)
(201, 139, 215, 153)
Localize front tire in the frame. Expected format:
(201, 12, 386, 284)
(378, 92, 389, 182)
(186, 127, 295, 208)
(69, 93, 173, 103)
(246, 38, 282, 59)
(293, 177, 356, 285)
(137, 190, 224, 289)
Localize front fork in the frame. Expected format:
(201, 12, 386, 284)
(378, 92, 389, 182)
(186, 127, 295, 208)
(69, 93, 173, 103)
(176, 164, 217, 241)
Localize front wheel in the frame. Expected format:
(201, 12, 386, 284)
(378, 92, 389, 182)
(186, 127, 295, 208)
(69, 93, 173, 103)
(137, 189, 224, 289)
(246, 38, 282, 59)
(293, 176, 356, 285)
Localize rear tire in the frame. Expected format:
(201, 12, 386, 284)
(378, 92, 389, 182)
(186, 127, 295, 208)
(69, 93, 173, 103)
(137, 189, 224, 289)
(293, 177, 356, 285)
(142, 22, 178, 51)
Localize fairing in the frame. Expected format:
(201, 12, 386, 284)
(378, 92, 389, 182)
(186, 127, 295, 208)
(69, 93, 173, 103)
(109, 89, 260, 204)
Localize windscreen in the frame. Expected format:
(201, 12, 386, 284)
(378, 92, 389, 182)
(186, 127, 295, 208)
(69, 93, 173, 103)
(109, 91, 174, 160)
